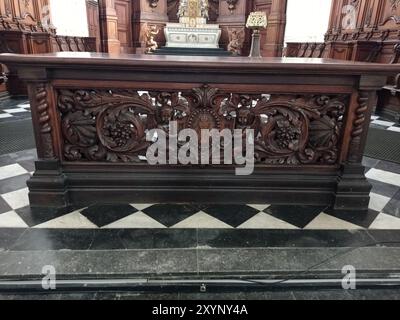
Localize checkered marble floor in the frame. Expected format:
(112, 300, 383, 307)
(370, 115, 400, 132)
(0, 99, 30, 122)
(0, 148, 399, 230)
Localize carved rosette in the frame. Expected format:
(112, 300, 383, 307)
(35, 84, 55, 159)
(57, 86, 347, 165)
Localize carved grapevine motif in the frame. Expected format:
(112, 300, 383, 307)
(57, 86, 347, 165)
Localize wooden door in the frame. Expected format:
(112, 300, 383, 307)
(86, 0, 101, 51)
(114, 0, 133, 53)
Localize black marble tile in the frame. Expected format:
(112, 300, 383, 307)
(0, 196, 12, 214)
(15, 206, 75, 227)
(325, 208, 380, 229)
(382, 190, 400, 218)
(142, 204, 200, 227)
(89, 229, 127, 250)
(375, 160, 400, 175)
(0, 173, 30, 194)
(0, 154, 13, 167)
(8, 149, 37, 163)
(11, 112, 31, 118)
(197, 248, 346, 274)
(80, 204, 138, 227)
(118, 229, 197, 249)
(369, 179, 400, 199)
(0, 98, 28, 109)
(10, 229, 97, 251)
(362, 156, 380, 169)
(366, 230, 400, 247)
(88, 229, 195, 251)
(0, 228, 26, 250)
(17, 160, 36, 172)
(201, 204, 259, 228)
(198, 229, 375, 248)
(263, 205, 326, 229)
(370, 123, 390, 130)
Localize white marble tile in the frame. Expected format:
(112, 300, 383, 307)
(173, 211, 233, 229)
(130, 203, 154, 211)
(369, 193, 391, 212)
(0, 210, 28, 228)
(34, 211, 97, 229)
(366, 169, 400, 187)
(0, 164, 28, 180)
(17, 103, 30, 109)
(247, 204, 271, 211)
(387, 126, 400, 133)
(3, 108, 28, 114)
(305, 213, 363, 230)
(369, 213, 400, 230)
(103, 211, 166, 229)
(371, 120, 395, 127)
(1, 188, 29, 210)
(238, 212, 298, 229)
(0, 113, 12, 119)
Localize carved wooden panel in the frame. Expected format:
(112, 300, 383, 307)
(57, 86, 347, 165)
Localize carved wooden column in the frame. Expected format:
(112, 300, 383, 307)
(25, 74, 67, 208)
(334, 75, 387, 213)
(99, 0, 121, 53)
(263, 0, 287, 57)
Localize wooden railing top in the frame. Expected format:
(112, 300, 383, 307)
(0, 52, 399, 76)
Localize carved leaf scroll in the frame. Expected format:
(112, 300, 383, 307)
(57, 86, 347, 165)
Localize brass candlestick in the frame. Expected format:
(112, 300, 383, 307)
(246, 11, 268, 58)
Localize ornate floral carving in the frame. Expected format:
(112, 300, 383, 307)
(58, 86, 347, 165)
(36, 84, 55, 158)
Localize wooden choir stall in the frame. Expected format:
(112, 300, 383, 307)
(286, 0, 400, 123)
(0, 0, 97, 97)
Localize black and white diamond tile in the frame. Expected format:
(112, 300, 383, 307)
(0, 101, 30, 122)
(370, 116, 400, 132)
(0, 150, 400, 230)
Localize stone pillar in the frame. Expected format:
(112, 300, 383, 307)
(99, 0, 120, 54)
(263, 0, 287, 57)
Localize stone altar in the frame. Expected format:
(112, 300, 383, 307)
(164, 0, 221, 49)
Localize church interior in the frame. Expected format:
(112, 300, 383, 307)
(0, 0, 400, 300)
